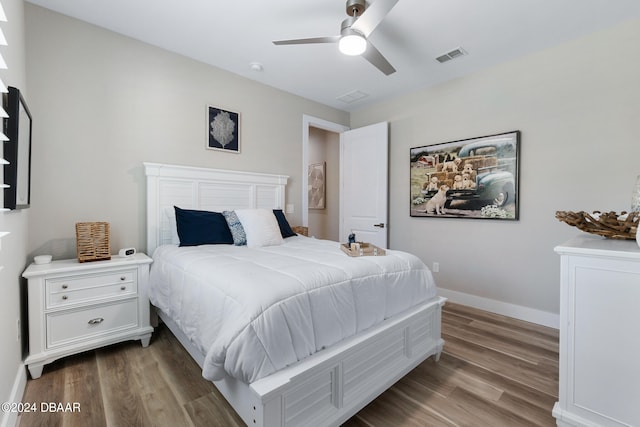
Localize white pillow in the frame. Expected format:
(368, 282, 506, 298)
(234, 209, 284, 248)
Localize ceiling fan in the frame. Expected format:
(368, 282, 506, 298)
(272, 0, 399, 75)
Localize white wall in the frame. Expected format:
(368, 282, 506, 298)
(24, 4, 349, 260)
(350, 18, 640, 326)
(0, 1, 29, 425)
(308, 127, 339, 240)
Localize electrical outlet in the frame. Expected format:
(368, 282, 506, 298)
(16, 319, 21, 342)
(286, 204, 294, 214)
(432, 262, 440, 273)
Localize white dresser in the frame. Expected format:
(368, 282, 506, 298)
(23, 253, 154, 379)
(554, 235, 640, 426)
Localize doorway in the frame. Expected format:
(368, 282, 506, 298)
(302, 115, 349, 240)
(302, 116, 388, 247)
(307, 127, 340, 240)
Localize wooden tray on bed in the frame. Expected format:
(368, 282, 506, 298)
(340, 242, 386, 257)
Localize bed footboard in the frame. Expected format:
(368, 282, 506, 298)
(157, 296, 445, 426)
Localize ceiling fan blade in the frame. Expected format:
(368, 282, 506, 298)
(351, 0, 400, 38)
(362, 41, 396, 75)
(273, 36, 340, 45)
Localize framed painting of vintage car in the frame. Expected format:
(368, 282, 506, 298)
(410, 131, 520, 220)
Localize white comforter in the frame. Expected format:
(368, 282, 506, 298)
(148, 236, 437, 383)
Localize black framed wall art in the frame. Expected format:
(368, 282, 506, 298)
(3, 86, 32, 210)
(207, 106, 240, 153)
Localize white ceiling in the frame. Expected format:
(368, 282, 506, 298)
(25, 0, 640, 112)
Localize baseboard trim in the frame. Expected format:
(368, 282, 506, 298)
(438, 288, 559, 329)
(0, 364, 27, 427)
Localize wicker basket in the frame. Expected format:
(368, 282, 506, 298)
(75, 222, 111, 262)
(555, 210, 639, 240)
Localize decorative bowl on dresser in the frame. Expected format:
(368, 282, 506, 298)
(22, 253, 154, 379)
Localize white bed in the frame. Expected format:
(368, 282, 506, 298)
(144, 162, 445, 427)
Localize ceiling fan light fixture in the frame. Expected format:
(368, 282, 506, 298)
(273, 0, 398, 74)
(339, 34, 366, 56)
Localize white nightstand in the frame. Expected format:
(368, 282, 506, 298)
(22, 253, 154, 379)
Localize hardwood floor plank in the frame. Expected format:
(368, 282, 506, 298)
(443, 308, 559, 355)
(344, 386, 456, 427)
(443, 315, 558, 364)
(423, 346, 556, 425)
(341, 416, 373, 427)
(120, 340, 190, 427)
(442, 333, 557, 397)
(468, 320, 559, 354)
(61, 353, 106, 427)
(19, 303, 559, 427)
(95, 343, 153, 427)
(446, 387, 542, 427)
(443, 303, 558, 342)
(400, 357, 503, 402)
(497, 389, 557, 426)
(18, 359, 66, 427)
(184, 392, 245, 427)
(436, 352, 557, 413)
(147, 326, 216, 404)
(438, 310, 473, 329)
(393, 375, 538, 427)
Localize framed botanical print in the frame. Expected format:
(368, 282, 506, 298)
(207, 106, 240, 153)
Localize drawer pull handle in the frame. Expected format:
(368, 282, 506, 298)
(62, 284, 68, 289)
(88, 318, 104, 325)
(120, 276, 126, 281)
(62, 295, 68, 300)
(120, 286, 126, 291)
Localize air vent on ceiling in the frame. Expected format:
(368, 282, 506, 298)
(337, 90, 370, 104)
(436, 47, 468, 64)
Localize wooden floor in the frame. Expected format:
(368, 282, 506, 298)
(17, 303, 559, 426)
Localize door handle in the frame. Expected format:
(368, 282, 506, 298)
(373, 223, 385, 228)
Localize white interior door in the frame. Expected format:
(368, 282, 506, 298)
(340, 122, 389, 248)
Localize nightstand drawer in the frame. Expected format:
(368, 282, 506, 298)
(47, 299, 139, 348)
(47, 282, 137, 308)
(46, 270, 136, 308)
(47, 270, 134, 292)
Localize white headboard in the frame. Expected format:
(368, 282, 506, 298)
(144, 162, 289, 254)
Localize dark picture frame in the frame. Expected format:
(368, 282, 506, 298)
(410, 131, 520, 220)
(206, 105, 239, 153)
(3, 86, 32, 210)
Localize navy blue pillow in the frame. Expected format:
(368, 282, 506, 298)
(273, 209, 297, 238)
(174, 206, 234, 246)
